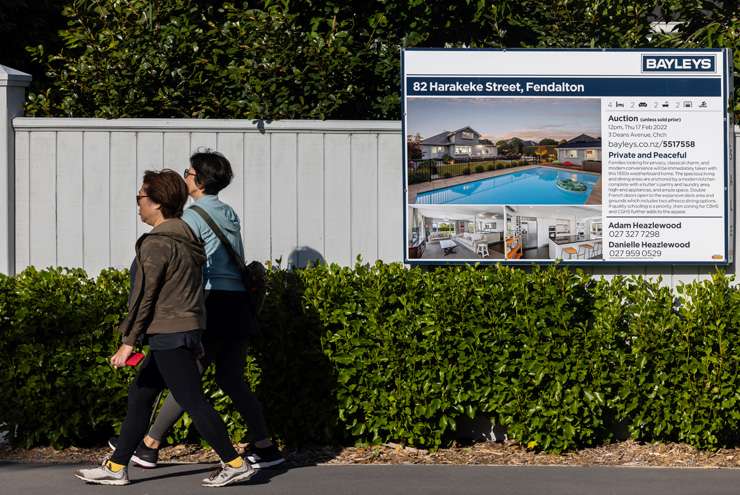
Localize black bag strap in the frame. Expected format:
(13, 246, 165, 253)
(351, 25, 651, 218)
(189, 205, 246, 275)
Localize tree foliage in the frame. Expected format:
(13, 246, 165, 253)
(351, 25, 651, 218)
(23, 0, 739, 119)
(0, 0, 67, 83)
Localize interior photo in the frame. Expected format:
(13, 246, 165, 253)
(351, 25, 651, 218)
(504, 205, 603, 260)
(408, 205, 506, 260)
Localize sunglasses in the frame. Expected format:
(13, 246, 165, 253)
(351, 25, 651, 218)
(183, 169, 197, 179)
(136, 195, 148, 204)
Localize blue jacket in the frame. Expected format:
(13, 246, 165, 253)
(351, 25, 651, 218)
(182, 195, 246, 291)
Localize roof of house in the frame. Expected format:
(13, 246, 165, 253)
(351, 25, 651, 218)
(451, 126, 480, 136)
(421, 126, 485, 146)
(420, 131, 453, 145)
(557, 134, 601, 149)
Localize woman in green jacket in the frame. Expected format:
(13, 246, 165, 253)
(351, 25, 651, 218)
(75, 169, 253, 488)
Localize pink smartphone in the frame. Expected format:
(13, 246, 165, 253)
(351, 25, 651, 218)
(125, 352, 145, 367)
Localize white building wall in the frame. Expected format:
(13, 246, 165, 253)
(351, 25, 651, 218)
(557, 148, 601, 165)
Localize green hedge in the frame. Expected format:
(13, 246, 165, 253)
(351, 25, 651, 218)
(1, 263, 740, 453)
(0, 267, 130, 448)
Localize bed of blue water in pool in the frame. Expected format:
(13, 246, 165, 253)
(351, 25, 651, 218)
(414, 167, 600, 205)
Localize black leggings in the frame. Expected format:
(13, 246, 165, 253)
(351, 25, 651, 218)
(147, 290, 269, 443)
(111, 346, 238, 465)
(147, 337, 269, 443)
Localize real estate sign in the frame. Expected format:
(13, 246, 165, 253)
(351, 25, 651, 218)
(403, 49, 733, 265)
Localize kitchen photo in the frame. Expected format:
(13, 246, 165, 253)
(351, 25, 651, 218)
(504, 205, 603, 261)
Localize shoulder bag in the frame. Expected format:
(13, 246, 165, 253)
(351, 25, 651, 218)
(190, 205, 268, 335)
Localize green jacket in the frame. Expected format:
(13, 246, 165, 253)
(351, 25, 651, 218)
(119, 218, 207, 346)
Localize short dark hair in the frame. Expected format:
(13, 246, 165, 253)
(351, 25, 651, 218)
(142, 169, 189, 218)
(190, 151, 233, 194)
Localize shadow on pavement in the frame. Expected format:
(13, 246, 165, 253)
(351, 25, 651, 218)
(130, 463, 289, 486)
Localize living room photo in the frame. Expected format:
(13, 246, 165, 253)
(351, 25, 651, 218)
(407, 205, 506, 260)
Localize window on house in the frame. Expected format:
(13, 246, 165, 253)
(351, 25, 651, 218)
(567, 150, 578, 158)
(455, 146, 472, 155)
(586, 149, 596, 159)
(462, 131, 474, 140)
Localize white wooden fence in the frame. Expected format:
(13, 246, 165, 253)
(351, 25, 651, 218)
(1, 65, 738, 288)
(10, 118, 402, 274)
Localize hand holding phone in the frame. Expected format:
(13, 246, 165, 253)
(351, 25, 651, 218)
(125, 352, 145, 367)
(111, 343, 136, 368)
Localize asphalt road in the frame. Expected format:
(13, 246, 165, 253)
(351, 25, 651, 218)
(4, 461, 740, 494)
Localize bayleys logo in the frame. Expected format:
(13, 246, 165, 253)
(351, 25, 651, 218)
(642, 55, 715, 72)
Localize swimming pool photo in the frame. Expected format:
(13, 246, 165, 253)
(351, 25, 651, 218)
(414, 167, 601, 205)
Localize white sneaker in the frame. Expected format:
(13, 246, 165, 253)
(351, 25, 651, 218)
(108, 436, 159, 468)
(75, 460, 130, 486)
(244, 444, 285, 469)
(201, 461, 255, 487)
(202, 462, 225, 483)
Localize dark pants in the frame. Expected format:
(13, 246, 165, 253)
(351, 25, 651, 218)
(111, 346, 238, 465)
(147, 291, 269, 443)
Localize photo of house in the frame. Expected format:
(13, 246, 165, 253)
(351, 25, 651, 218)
(420, 126, 497, 160)
(408, 205, 506, 260)
(556, 134, 602, 169)
(406, 98, 602, 206)
(503, 205, 602, 261)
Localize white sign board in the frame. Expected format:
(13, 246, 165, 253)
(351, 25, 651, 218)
(403, 49, 733, 265)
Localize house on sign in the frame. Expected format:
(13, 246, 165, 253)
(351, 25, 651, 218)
(420, 126, 497, 159)
(556, 134, 602, 165)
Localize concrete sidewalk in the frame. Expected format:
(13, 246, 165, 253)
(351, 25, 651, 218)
(4, 461, 740, 495)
